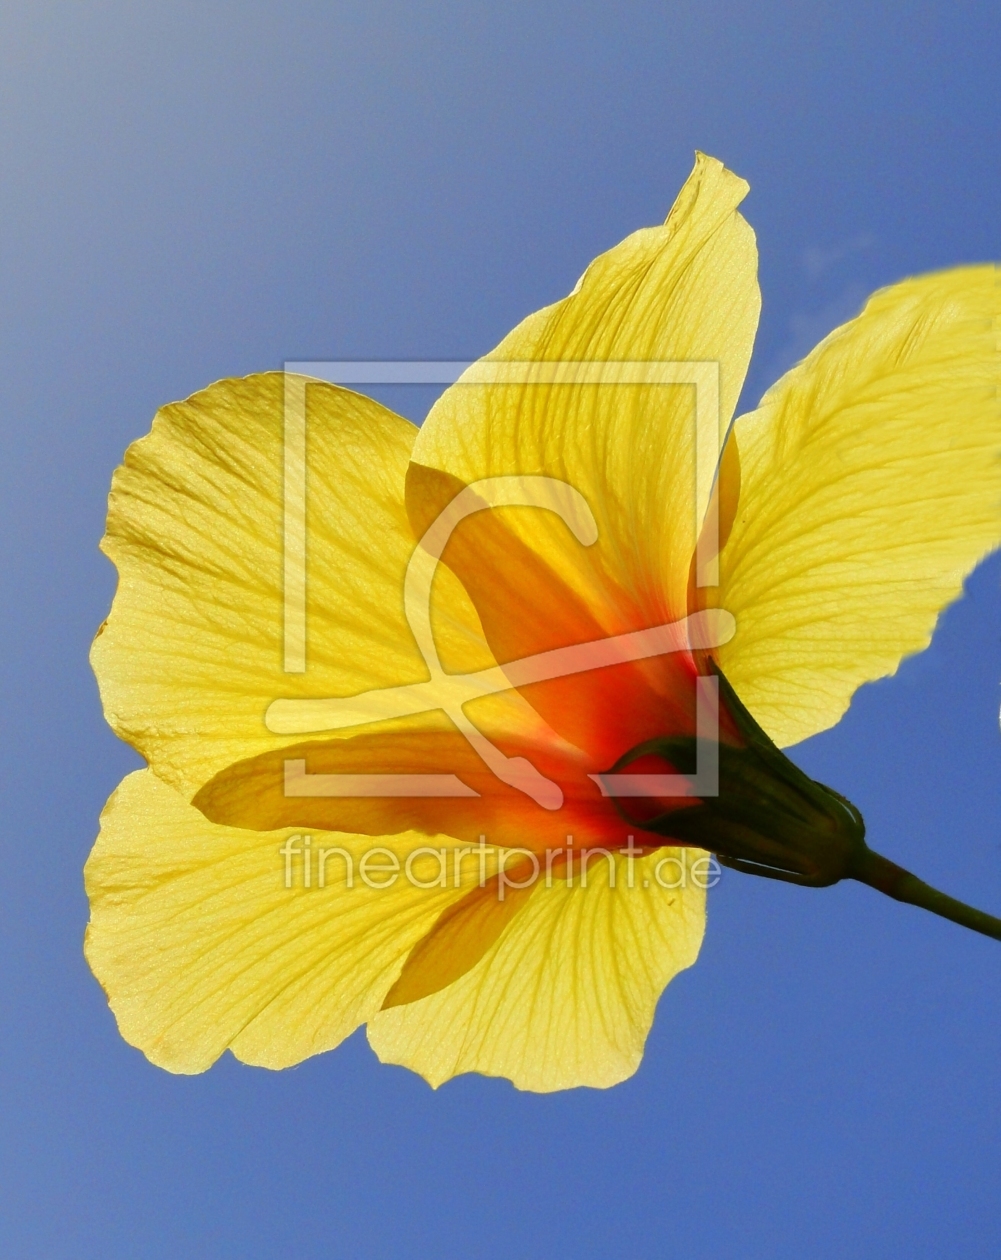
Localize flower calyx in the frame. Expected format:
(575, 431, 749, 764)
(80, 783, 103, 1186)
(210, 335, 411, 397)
(612, 662, 868, 887)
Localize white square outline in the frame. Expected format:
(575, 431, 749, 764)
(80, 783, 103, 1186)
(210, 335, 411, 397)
(277, 360, 725, 801)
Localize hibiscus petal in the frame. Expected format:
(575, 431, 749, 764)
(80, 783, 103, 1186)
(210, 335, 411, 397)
(91, 373, 491, 797)
(192, 703, 679, 864)
(367, 846, 706, 1092)
(84, 770, 494, 1072)
(719, 265, 1001, 747)
(409, 151, 760, 636)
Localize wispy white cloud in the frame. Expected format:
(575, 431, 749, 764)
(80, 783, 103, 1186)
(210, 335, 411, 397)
(763, 280, 869, 387)
(802, 232, 875, 280)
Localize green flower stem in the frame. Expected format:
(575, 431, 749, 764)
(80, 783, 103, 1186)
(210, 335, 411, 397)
(850, 848, 1001, 943)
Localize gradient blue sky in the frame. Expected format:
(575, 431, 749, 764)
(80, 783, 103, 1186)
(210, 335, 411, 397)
(2, 3, 1000, 1257)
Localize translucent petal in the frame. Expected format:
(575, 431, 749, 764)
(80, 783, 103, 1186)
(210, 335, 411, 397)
(84, 770, 493, 1072)
(403, 153, 759, 761)
(719, 265, 1001, 746)
(192, 706, 664, 854)
(410, 154, 759, 632)
(91, 373, 489, 796)
(367, 846, 706, 1092)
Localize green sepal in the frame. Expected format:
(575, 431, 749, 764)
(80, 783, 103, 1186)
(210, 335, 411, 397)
(611, 663, 868, 887)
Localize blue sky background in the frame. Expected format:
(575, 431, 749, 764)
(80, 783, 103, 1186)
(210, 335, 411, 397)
(2, 3, 999, 1257)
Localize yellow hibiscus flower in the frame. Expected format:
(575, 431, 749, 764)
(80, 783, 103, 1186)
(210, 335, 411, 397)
(85, 153, 1001, 1092)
